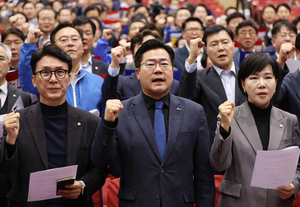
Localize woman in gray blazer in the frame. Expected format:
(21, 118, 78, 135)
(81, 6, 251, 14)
(210, 52, 300, 207)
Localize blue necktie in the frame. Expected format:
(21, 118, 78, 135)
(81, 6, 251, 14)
(154, 101, 167, 159)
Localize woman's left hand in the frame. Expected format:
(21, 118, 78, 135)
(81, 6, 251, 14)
(277, 183, 295, 200)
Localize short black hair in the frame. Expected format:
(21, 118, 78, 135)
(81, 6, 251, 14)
(37, 8, 56, 20)
(193, 4, 208, 15)
(225, 6, 237, 15)
(31, 43, 72, 74)
(72, 15, 96, 36)
(236, 20, 258, 36)
(182, 17, 203, 31)
(134, 39, 175, 69)
(271, 20, 297, 38)
(89, 16, 102, 31)
(128, 19, 146, 33)
(131, 13, 148, 23)
(22, 2, 35, 9)
(276, 3, 291, 13)
(202, 24, 234, 45)
(139, 23, 163, 40)
(134, 4, 149, 13)
(13, 12, 28, 22)
(84, 5, 101, 16)
(58, 7, 71, 16)
(226, 12, 245, 24)
(292, 16, 300, 28)
(295, 33, 300, 50)
(130, 29, 161, 55)
(50, 22, 84, 44)
(175, 7, 192, 18)
(262, 5, 276, 13)
(200, 50, 209, 68)
(1, 27, 25, 42)
(238, 52, 279, 95)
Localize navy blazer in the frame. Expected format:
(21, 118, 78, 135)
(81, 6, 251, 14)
(101, 72, 179, 104)
(91, 58, 109, 75)
(0, 103, 108, 206)
(179, 65, 246, 143)
(174, 45, 189, 72)
(274, 68, 300, 126)
(92, 93, 215, 207)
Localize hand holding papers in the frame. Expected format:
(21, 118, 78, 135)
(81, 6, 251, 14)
(250, 146, 300, 190)
(28, 165, 78, 202)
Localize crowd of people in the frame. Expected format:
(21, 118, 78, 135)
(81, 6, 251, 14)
(0, 0, 300, 206)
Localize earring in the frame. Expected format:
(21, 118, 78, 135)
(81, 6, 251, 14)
(244, 90, 246, 93)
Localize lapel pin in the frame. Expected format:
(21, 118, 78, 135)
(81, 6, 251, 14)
(77, 122, 81, 126)
(279, 124, 283, 128)
(176, 107, 181, 111)
(95, 66, 98, 70)
(13, 94, 16, 97)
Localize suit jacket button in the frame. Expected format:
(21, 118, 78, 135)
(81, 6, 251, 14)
(155, 194, 160, 199)
(160, 168, 164, 173)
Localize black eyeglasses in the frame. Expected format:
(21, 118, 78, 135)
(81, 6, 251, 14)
(35, 69, 68, 80)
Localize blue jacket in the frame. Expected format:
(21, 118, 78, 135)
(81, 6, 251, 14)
(94, 38, 112, 64)
(18, 43, 105, 115)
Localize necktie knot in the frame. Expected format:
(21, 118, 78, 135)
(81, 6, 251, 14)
(155, 101, 164, 110)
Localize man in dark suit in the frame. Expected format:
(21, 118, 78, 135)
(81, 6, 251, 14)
(73, 16, 109, 75)
(101, 30, 179, 103)
(179, 25, 246, 144)
(0, 43, 31, 207)
(174, 17, 204, 72)
(92, 39, 215, 207)
(0, 44, 107, 206)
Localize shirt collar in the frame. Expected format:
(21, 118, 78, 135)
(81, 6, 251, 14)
(213, 62, 236, 76)
(142, 92, 170, 109)
(80, 54, 93, 67)
(0, 81, 8, 95)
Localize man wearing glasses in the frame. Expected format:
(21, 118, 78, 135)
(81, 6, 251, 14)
(18, 22, 105, 115)
(233, 20, 259, 67)
(174, 17, 204, 72)
(91, 39, 215, 207)
(0, 44, 108, 206)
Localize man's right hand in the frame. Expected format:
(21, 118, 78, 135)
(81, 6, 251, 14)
(104, 100, 123, 122)
(218, 101, 235, 132)
(187, 38, 205, 65)
(25, 29, 43, 44)
(110, 46, 125, 68)
(277, 42, 295, 68)
(3, 112, 20, 145)
(102, 29, 114, 40)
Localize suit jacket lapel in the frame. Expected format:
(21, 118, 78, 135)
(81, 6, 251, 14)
(161, 94, 181, 165)
(268, 107, 287, 150)
(207, 67, 227, 102)
(130, 73, 142, 95)
(66, 104, 83, 165)
(26, 103, 48, 168)
(292, 69, 300, 100)
(235, 102, 263, 153)
(131, 93, 161, 161)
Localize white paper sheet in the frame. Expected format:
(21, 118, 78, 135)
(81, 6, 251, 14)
(27, 165, 78, 202)
(250, 146, 300, 189)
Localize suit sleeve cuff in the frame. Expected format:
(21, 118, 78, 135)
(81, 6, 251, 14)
(185, 60, 197, 73)
(4, 138, 16, 158)
(220, 126, 231, 140)
(102, 116, 118, 128)
(108, 65, 120, 77)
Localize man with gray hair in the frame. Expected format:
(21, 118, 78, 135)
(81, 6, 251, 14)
(0, 42, 31, 207)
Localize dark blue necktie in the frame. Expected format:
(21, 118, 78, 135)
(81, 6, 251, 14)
(154, 101, 167, 159)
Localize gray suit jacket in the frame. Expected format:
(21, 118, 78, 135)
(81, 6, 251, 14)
(210, 101, 300, 207)
(0, 84, 32, 115)
(0, 102, 108, 207)
(92, 93, 215, 207)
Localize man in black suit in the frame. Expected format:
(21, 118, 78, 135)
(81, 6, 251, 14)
(0, 42, 31, 207)
(73, 16, 109, 75)
(179, 25, 246, 144)
(0, 44, 107, 206)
